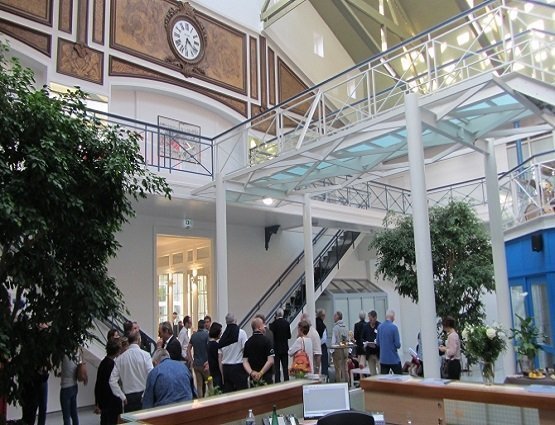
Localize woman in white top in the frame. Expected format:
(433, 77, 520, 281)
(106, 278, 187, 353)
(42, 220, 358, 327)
(439, 316, 461, 380)
(288, 320, 314, 374)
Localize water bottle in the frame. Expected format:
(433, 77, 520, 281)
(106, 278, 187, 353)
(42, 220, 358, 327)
(271, 405, 279, 425)
(245, 408, 255, 425)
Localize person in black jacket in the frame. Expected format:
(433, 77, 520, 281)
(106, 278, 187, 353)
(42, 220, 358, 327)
(158, 321, 182, 361)
(95, 340, 122, 425)
(316, 309, 328, 377)
(269, 308, 291, 382)
(353, 311, 367, 369)
(362, 310, 380, 375)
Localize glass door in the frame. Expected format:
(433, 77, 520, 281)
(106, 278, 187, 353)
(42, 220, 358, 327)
(530, 279, 553, 369)
(158, 274, 169, 323)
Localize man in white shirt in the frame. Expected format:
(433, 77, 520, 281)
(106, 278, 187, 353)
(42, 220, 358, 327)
(218, 313, 248, 393)
(178, 315, 192, 364)
(109, 332, 153, 412)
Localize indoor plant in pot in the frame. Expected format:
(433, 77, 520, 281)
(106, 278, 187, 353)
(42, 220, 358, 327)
(510, 315, 545, 376)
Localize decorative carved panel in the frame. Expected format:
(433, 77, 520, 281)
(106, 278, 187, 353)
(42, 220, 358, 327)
(93, 0, 105, 44)
(249, 36, 258, 99)
(0, 18, 51, 56)
(58, 0, 72, 33)
(109, 56, 248, 117)
(57, 39, 103, 84)
(278, 58, 310, 113)
(198, 13, 246, 94)
(0, 0, 52, 26)
(259, 36, 267, 108)
(268, 48, 275, 105)
(110, 0, 173, 62)
(76, 0, 88, 43)
(110, 0, 246, 94)
(251, 104, 275, 134)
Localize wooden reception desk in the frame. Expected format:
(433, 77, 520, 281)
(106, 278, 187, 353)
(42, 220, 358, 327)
(121, 379, 309, 425)
(360, 375, 555, 425)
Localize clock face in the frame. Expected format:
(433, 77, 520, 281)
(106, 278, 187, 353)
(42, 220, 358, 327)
(171, 19, 202, 61)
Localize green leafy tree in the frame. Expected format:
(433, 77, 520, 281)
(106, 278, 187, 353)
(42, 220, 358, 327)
(0, 44, 171, 411)
(370, 201, 495, 337)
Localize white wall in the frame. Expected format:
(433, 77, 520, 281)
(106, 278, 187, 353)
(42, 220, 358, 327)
(107, 205, 308, 337)
(193, 0, 265, 32)
(110, 89, 236, 139)
(227, 226, 305, 318)
(263, 1, 354, 87)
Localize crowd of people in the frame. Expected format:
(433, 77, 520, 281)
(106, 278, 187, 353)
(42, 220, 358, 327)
(20, 308, 462, 425)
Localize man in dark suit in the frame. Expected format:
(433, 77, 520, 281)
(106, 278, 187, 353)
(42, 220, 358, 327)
(269, 308, 291, 382)
(353, 310, 367, 369)
(158, 321, 182, 361)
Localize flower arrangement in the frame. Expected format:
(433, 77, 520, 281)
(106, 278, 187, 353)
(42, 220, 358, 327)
(462, 323, 507, 364)
(462, 323, 507, 385)
(206, 376, 222, 396)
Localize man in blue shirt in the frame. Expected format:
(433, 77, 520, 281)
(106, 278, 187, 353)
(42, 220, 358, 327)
(376, 310, 402, 374)
(142, 348, 194, 408)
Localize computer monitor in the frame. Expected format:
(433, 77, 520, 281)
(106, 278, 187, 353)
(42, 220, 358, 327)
(302, 383, 350, 419)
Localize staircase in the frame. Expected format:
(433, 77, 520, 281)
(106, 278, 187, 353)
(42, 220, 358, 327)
(281, 230, 359, 323)
(86, 312, 158, 366)
(239, 229, 360, 330)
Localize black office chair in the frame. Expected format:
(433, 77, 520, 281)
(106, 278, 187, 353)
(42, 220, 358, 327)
(316, 410, 375, 425)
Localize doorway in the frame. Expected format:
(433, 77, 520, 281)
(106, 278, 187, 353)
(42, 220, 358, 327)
(156, 235, 212, 325)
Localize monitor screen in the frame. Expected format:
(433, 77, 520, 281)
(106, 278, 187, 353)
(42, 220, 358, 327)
(302, 383, 350, 419)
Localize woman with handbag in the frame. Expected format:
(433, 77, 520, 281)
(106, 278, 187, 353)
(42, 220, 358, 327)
(288, 320, 314, 375)
(60, 348, 88, 425)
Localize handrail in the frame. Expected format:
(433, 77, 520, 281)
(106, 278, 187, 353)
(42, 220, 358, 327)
(87, 109, 212, 143)
(238, 227, 328, 328)
(500, 149, 555, 179)
(99, 311, 157, 354)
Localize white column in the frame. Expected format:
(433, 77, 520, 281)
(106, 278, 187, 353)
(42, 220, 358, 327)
(484, 139, 516, 376)
(303, 194, 316, 324)
(405, 92, 440, 378)
(215, 173, 228, 323)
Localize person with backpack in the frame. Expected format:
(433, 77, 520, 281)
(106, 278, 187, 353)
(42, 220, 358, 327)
(288, 320, 313, 375)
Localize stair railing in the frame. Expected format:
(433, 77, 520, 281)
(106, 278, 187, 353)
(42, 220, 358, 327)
(94, 312, 158, 354)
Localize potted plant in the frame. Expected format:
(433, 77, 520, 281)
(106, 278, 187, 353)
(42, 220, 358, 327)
(510, 315, 545, 376)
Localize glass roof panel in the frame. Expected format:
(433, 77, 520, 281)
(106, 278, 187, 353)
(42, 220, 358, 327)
(287, 166, 310, 175)
(491, 94, 519, 106)
(372, 134, 404, 148)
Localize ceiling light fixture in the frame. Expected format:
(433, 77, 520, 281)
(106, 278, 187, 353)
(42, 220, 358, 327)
(262, 197, 274, 206)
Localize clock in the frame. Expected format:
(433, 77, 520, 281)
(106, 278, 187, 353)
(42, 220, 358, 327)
(171, 19, 203, 61)
(165, 2, 207, 76)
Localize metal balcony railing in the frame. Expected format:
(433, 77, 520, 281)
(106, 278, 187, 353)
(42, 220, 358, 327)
(210, 0, 554, 174)
(88, 109, 214, 177)
(499, 150, 555, 228)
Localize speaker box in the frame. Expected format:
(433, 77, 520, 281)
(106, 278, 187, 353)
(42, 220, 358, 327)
(531, 234, 543, 252)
